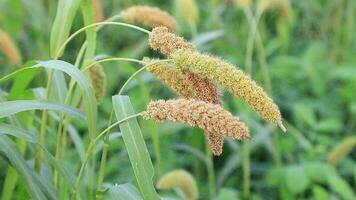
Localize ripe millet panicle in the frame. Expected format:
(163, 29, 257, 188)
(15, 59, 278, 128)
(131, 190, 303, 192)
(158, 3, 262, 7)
(89, 64, 106, 103)
(143, 99, 250, 155)
(144, 58, 196, 99)
(157, 170, 198, 200)
(147, 28, 220, 104)
(0, 29, 22, 65)
(149, 26, 196, 56)
(121, 6, 176, 31)
(144, 58, 221, 105)
(172, 50, 286, 132)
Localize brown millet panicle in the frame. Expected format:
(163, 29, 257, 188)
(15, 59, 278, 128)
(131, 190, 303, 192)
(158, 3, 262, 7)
(172, 50, 286, 131)
(182, 70, 221, 105)
(144, 58, 221, 105)
(89, 64, 106, 103)
(121, 6, 176, 31)
(143, 99, 250, 155)
(144, 58, 196, 99)
(0, 29, 22, 65)
(149, 26, 196, 56)
(93, 0, 104, 22)
(147, 27, 220, 104)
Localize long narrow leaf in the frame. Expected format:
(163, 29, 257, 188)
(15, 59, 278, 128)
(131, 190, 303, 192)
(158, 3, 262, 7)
(37, 60, 97, 138)
(50, 0, 81, 58)
(0, 135, 47, 200)
(112, 95, 158, 200)
(0, 124, 38, 142)
(0, 100, 85, 121)
(0, 124, 75, 188)
(109, 183, 143, 200)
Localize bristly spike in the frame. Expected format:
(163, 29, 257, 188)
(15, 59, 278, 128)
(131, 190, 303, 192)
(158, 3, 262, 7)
(143, 99, 249, 155)
(172, 50, 283, 127)
(149, 26, 196, 56)
(121, 6, 177, 31)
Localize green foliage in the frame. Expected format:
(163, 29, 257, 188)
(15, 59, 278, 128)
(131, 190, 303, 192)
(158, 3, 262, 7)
(0, 0, 355, 199)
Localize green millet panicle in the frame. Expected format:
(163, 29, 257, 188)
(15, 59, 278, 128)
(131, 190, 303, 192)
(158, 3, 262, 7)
(157, 170, 198, 200)
(121, 6, 177, 31)
(172, 50, 285, 131)
(89, 64, 106, 103)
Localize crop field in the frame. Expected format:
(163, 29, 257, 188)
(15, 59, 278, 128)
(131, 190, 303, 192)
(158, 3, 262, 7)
(0, 0, 355, 199)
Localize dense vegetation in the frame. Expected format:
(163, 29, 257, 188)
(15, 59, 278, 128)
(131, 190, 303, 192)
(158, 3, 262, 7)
(0, 0, 355, 199)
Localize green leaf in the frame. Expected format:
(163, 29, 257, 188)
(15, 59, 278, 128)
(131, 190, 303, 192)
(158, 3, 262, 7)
(0, 60, 97, 138)
(0, 124, 75, 188)
(0, 100, 85, 121)
(37, 60, 97, 139)
(0, 124, 38, 143)
(50, 0, 81, 58)
(50, 70, 68, 103)
(219, 188, 238, 200)
(112, 95, 158, 200)
(284, 165, 309, 195)
(327, 168, 356, 200)
(0, 135, 47, 200)
(109, 183, 143, 200)
(313, 185, 329, 200)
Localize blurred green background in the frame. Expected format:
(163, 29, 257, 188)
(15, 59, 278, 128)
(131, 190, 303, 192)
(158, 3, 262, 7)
(0, 0, 355, 199)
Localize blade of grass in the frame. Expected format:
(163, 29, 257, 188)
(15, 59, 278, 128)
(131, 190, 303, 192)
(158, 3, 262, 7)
(0, 100, 85, 121)
(0, 135, 47, 200)
(112, 95, 159, 200)
(109, 183, 143, 200)
(0, 124, 75, 188)
(36, 60, 98, 138)
(50, 0, 81, 58)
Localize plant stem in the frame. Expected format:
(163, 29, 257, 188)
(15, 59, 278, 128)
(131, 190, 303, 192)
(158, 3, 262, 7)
(242, 140, 250, 199)
(35, 70, 54, 172)
(71, 113, 144, 200)
(55, 22, 150, 59)
(205, 138, 216, 199)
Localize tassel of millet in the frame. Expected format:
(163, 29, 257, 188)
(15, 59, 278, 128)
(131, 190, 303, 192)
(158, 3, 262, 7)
(89, 64, 106, 104)
(144, 58, 221, 105)
(148, 26, 196, 56)
(157, 170, 199, 200)
(143, 99, 250, 155)
(121, 6, 177, 31)
(172, 50, 286, 132)
(0, 29, 22, 66)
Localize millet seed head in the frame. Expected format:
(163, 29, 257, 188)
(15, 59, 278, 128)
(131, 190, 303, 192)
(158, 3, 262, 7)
(0, 29, 22, 66)
(171, 50, 284, 127)
(149, 26, 196, 56)
(157, 170, 198, 200)
(144, 58, 221, 105)
(143, 99, 250, 155)
(89, 64, 106, 103)
(121, 6, 177, 31)
(176, 0, 199, 25)
(144, 58, 196, 99)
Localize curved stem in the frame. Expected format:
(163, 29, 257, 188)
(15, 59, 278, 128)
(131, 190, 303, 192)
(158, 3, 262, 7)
(82, 57, 145, 72)
(74, 14, 124, 66)
(95, 59, 171, 195)
(118, 59, 172, 95)
(70, 112, 144, 199)
(54, 22, 151, 59)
